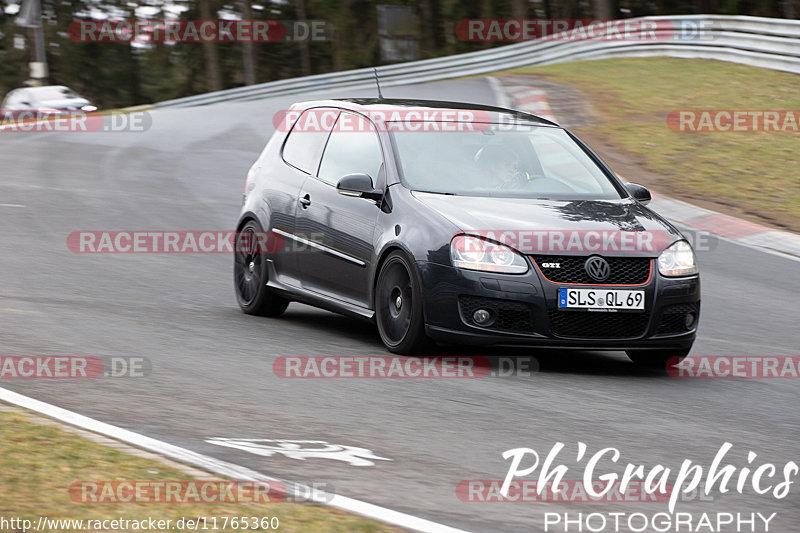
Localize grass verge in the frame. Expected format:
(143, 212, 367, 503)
(504, 58, 800, 232)
(0, 407, 399, 533)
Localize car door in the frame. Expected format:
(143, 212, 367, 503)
(294, 111, 384, 308)
(267, 107, 339, 286)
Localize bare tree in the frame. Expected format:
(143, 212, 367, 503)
(592, 0, 614, 19)
(511, 0, 528, 19)
(199, 0, 222, 91)
(295, 0, 312, 76)
(240, 0, 257, 85)
(784, 0, 800, 17)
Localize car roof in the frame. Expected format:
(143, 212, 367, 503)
(290, 98, 559, 127)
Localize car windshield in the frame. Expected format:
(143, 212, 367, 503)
(389, 123, 623, 200)
(30, 87, 82, 101)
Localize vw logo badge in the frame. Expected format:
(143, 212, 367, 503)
(585, 256, 611, 282)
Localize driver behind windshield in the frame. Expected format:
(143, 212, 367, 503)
(475, 145, 533, 191)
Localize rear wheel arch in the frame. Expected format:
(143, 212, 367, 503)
(236, 211, 263, 232)
(233, 217, 289, 317)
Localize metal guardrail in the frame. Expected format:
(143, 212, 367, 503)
(155, 15, 800, 108)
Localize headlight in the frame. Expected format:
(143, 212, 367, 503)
(658, 240, 698, 277)
(81, 105, 98, 112)
(451, 235, 528, 274)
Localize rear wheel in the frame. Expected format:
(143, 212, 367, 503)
(234, 220, 289, 317)
(375, 251, 428, 354)
(626, 349, 690, 368)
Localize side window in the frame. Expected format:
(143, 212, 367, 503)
(318, 112, 383, 186)
(282, 108, 339, 175)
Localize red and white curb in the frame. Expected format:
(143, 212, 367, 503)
(0, 387, 471, 533)
(491, 79, 800, 261)
(649, 193, 800, 260)
(504, 85, 558, 122)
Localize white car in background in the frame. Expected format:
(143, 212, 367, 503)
(1, 85, 97, 113)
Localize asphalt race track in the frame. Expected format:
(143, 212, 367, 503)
(1, 77, 799, 532)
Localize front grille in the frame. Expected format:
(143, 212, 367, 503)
(459, 296, 533, 333)
(656, 303, 699, 335)
(533, 256, 651, 285)
(547, 310, 650, 338)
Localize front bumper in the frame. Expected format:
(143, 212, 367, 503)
(417, 259, 699, 350)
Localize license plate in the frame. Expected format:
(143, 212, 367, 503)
(558, 288, 644, 310)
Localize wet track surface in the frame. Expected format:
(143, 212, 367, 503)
(1, 78, 799, 532)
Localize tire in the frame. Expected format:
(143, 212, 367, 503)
(375, 251, 428, 354)
(233, 220, 289, 317)
(626, 349, 690, 369)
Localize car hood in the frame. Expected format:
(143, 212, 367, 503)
(37, 98, 91, 110)
(411, 192, 681, 255)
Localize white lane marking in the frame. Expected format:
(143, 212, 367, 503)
(0, 203, 26, 208)
(207, 438, 391, 466)
(0, 307, 47, 315)
(486, 77, 512, 109)
(0, 387, 471, 533)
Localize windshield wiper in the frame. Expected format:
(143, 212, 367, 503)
(413, 190, 455, 195)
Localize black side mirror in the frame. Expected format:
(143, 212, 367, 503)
(625, 183, 651, 205)
(336, 173, 383, 201)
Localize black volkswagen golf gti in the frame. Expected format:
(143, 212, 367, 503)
(234, 98, 700, 367)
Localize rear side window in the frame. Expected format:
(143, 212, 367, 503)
(282, 108, 339, 174)
(318, 112, 383, 186)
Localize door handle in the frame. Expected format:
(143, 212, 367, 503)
(299, 194, 311, 208)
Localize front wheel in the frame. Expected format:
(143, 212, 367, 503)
(234, 220, 289, 317)
(626, 349, 690, 368)
(375, 251, 428, 354)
